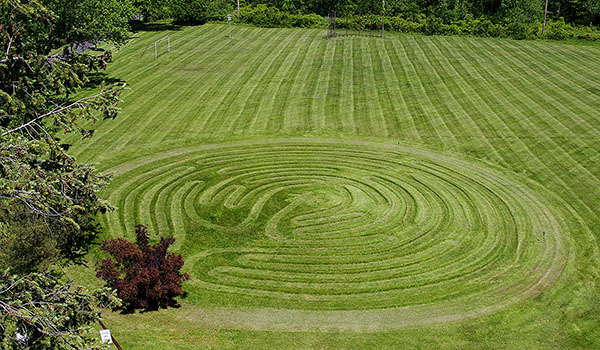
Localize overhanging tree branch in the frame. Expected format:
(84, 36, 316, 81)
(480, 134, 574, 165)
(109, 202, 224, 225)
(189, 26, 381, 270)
(0, 271, 120, 349)
(2, 90, 113, 137)
(0, 0, 126, 276)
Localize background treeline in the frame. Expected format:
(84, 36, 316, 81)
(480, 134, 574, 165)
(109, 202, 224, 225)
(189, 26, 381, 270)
(138, 0, 600, 40)
(232, 4, 598, 40)
(326, 10, 599, 40)
(143, 0, 600, 25)
(241, 0, 600, 26)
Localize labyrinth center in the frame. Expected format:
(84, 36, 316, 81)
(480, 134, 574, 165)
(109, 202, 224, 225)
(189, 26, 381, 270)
(105, 139, 567, 328)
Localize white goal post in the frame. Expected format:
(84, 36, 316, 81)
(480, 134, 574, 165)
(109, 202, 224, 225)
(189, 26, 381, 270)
(155, 35, 170, 60)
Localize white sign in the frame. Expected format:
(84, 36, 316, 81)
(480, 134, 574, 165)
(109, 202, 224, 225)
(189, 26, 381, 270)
(227, 14, 232, 21)
(100, 329, 113, 344)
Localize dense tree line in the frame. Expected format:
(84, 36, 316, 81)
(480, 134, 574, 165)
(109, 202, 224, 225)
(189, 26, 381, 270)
(131, 0, 600, 33)
(137, 0, 599, 31)
(246, 0, 599, 25)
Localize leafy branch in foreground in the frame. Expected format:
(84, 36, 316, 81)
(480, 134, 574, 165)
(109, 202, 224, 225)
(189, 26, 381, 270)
(0, 1, 130, 348)
(0, 270, 120, 349)
(0, 0, 127, 271)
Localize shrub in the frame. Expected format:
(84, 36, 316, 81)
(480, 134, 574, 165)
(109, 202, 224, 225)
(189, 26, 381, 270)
(206, 0, 233, 21)
(388, 16, 422, 33)
(505, 21, 537, 40)
(423, 15, 445, 35)
(96, 224, 189, 311)
(172, 0, 209, 25)
(466, 18, 503, 37)
(574, 31, 600, 41)
(446, 23, 463, 35)
(294, 13, 324, 28)
(544, 18, 574, 40)
(239, 5, 324, 28)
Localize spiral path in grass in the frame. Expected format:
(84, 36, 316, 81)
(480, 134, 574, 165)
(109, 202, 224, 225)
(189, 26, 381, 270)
(104, 138, 567, 329)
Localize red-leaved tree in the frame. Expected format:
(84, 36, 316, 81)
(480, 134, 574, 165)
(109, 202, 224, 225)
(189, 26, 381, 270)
(96, 225, 189, 311)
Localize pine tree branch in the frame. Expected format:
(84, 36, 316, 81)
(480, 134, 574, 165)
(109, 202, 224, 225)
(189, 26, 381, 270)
(1, 91, 108, 137)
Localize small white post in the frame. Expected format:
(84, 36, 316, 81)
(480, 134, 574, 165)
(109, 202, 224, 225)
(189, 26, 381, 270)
(168, 35, 170, 52)
(154, 43, 157, 60)
(382, 0, 385, 37)
(228, 14, 232, 39)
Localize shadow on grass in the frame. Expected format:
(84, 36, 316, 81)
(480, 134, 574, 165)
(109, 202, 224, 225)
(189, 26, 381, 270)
(130, 21, 183, 33)
(86, 72, 126, 89)
(118, 297, 186, 315)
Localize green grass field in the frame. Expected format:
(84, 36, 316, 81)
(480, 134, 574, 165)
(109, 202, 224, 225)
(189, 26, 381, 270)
(68, 24, 600, 349)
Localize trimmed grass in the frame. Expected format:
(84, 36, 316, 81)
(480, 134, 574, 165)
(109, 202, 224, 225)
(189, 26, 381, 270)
(68, 24, 600, 348)
(101, 139, 567, 322)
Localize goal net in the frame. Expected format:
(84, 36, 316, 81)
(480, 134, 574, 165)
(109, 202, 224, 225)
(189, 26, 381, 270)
(154, 35, 170, 60)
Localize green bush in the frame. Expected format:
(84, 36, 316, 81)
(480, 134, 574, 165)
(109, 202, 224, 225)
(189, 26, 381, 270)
(206, 0, 233, 22)
(243, 4, 281, 28)
(423, 16, 445, 35)
(292, 13, 324, 28)
(446, 23, 463, 35)
(574, 31, 600, 41)
(543, 18, 574, 40)
(464, 18, 503, 37)
(172, 0, 210, 25)
(388, 16, 423, 33)
(239, 5, 323, 28)
(505, 21, 537, 40)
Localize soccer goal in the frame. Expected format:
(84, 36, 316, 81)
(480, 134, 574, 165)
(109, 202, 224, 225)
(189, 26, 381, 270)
(155, 35, 170, 60)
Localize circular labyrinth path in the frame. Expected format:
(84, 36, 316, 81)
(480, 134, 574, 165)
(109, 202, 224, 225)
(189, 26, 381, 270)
(104, 138, 568, 331)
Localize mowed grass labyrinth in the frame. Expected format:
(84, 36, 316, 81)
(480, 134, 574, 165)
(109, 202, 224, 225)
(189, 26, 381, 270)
(70, 24, 600, 347)
(104, 138, 568, 330)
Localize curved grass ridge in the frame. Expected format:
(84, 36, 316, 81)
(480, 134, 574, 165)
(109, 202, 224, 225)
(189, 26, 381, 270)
(103, 138, 568, 329)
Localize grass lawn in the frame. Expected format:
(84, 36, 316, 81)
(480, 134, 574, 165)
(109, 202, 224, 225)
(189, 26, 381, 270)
(67, 23, 600, 349)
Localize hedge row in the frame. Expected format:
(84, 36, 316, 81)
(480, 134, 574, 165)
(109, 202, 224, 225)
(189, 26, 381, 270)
(333, 14, 600, 41)
(205, 5, 599, 41)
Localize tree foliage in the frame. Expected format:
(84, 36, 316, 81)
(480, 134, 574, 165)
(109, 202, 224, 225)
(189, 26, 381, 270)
(96, 225, 190, 311)
(0, 270, 120, 350)
(42, 0, 134, 54)
(0, 0, 127, 272)
(171, 0, 210, 24)
(240, 0, 599, 24)
(133, 0, 173, 22)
